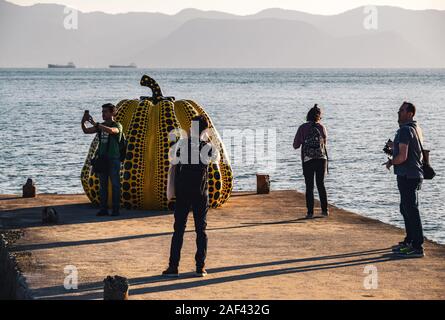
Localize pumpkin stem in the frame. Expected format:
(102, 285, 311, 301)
(140, 75, 164, 101)
(139, 75, 175, 104)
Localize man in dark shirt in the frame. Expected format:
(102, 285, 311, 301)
(162, 115, 219, 278)
(384, 102, 424, 258)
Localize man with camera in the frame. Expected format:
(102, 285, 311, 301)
(383, 102, 425, 258)
(81, 103, 123, 217)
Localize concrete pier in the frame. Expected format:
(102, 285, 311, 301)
(0, 191, 444, 300)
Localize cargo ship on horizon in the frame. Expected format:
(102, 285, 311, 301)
(48, 62, 76, 68)
(109, 63, 137, 68)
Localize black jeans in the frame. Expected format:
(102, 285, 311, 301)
(303, 159, 328, 214)
(169, 181, 209, 269)
(397, 175, 424, 249)
(98, 157, 121, 212)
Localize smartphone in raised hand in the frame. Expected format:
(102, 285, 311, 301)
(82, 110, 89, 123)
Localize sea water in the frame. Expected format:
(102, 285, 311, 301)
(0, 68, 444, 243)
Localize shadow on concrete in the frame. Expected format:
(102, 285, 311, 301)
(0, 196, 23, 201)
(0, 202, 171, 229)
(32, 247, 397, 300)
(1, 192, 291, 230)
(0, 192, 300, 230)
(10, 219, 307, 252)
(241, 217, 324, 226)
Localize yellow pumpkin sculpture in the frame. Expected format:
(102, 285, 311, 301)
(81, 75, 233, 210)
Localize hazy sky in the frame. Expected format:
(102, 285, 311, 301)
(7, 0, 445, 15)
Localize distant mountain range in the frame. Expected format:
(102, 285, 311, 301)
(0, 1, 444, 67)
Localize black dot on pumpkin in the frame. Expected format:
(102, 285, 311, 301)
(88, 178, 94, 187)
(91, 190, 96, 198)
(124, 172, 130, 180)
(214, 191, 220, 199)
(126, 153, 133, 160)
(131, 130, 138, 135)
(123, 192, 131, 200)
(124, 162, 132, 170)
(214, 172, 221, 179)
(215, 181, 221, 189)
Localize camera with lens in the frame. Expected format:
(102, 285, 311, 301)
(383, 139, 393, 156)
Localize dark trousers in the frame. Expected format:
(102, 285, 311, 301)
(397, 175, 424, 249)
(303, 159, 328, 214)
(169, 186, 209, 269)
(99, 157, 121, 212)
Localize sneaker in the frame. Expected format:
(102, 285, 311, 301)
(305, 213, 314, 219)
(396, 245, 425, 258)
(196, 267, 208, 277)
(96, 209, 109, 216)
(321, 211, 329, 217)
(162, 266, 179, 277)
(391, 241, 410, 253)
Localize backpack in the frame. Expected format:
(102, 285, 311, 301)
(119, 131, 128, 162)
(176, 139, 209, 195)
(106, 121, 128, 162)
(302, 122, 326, 160)
(406, 123, 436, 180)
